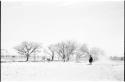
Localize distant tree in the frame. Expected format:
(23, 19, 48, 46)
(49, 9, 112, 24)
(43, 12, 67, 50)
(75, 44, 89, 62)
(54, 41, 77, 62)
(79, 44, 89, 54)
(48, 44, 56, 61)
(76, 44, 104, 62)
(90, 47, 105, 61)
(110, 56, 124, 61)
(121, 57, 124, 61)
(14, 41, 41, 62)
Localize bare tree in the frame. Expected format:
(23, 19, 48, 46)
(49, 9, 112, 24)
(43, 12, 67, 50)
(90, 47, 105, 61)
(75, 44, 89, 62)
(76, 44, 104, 62)
(47, 44, 56, 61)
(54, 41, 77, 62)
(14, 41, 41, 62)
(79, 44, 89, 54)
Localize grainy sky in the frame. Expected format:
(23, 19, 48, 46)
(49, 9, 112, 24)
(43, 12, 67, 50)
(1, 0, 124, 56)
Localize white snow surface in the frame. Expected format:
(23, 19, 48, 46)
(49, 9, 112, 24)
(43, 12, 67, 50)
(1, 60, 124, 82)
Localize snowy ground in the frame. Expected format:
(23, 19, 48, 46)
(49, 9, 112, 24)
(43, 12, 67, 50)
(1, 60, 124, 82)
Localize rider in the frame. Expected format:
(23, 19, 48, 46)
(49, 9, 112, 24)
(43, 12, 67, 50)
(89, 55, 93, 65)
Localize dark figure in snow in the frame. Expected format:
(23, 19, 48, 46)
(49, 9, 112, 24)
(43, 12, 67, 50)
(89, 55, 93, 65)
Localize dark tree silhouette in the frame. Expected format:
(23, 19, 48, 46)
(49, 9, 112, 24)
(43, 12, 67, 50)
(54, 41, 77, 62)
(14, 41, 41, 62)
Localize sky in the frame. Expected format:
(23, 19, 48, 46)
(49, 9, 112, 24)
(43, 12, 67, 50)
(1, 0, 124, 56)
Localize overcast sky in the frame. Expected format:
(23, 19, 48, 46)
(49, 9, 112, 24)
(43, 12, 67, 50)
(1, 0, 124, 56)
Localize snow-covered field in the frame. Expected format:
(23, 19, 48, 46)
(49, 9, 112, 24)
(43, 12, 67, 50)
(1, 60, 124, 82)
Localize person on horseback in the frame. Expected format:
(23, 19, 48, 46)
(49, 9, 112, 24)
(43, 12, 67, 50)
(89, 55, 93, 65)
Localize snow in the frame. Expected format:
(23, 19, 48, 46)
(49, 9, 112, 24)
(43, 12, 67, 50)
(1, 60, 124, 82)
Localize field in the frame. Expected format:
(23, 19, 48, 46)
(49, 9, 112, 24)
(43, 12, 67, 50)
(1, 60, 124, 82)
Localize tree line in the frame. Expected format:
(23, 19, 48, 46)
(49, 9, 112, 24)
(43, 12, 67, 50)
(13, 40, 105, 62)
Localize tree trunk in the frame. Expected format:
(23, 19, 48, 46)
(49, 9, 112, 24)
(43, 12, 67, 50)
(51, 52, 54, 61)
(62, 55, 66, 62)
(26, 55, 29, 62)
